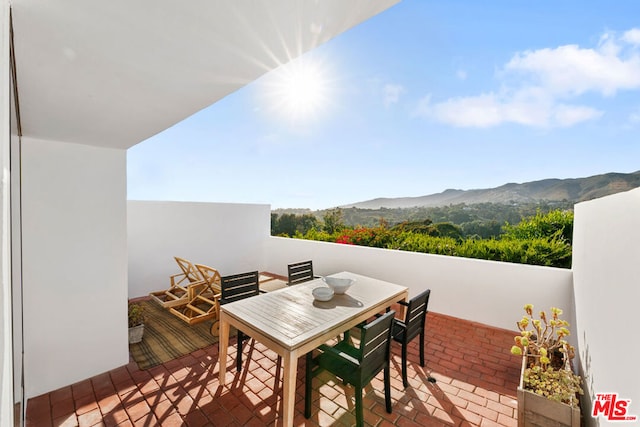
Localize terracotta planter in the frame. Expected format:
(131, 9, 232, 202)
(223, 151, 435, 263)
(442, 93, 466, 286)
(128, 324, 145, 344)
(517, 356, 581, 427)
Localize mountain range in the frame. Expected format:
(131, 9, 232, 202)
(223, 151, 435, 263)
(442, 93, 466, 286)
(340, 171, 640, 209)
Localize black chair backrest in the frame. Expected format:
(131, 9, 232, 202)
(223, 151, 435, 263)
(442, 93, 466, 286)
(404, 290, 430, 343)
(358, 310, 395, 384)
(287, 260, 314, 285)
(220, 271, 260, 304)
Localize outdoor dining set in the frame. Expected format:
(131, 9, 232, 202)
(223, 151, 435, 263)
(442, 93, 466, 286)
(148, 257, 431, 427)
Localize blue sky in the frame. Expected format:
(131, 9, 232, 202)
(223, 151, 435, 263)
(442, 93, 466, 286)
(128, 0, 640, 210)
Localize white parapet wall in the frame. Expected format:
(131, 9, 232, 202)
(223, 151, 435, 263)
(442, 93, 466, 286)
(127, 200, 271, 299)
(265, 236, 574, 332)
(127, 200, 574, 333)
(573, 188, 640, 425)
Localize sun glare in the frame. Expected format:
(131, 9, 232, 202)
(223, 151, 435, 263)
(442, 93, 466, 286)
(260, 57, 333, 124)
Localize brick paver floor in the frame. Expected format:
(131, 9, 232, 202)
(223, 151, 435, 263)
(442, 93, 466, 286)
(26, 310, 520, 426)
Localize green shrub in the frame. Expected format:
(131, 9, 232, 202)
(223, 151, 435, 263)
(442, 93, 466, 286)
(503, 210, 574, 244)
(284, 209, 574, 269)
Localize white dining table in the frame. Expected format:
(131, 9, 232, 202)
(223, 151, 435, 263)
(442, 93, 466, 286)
(217, 271, 409, 426)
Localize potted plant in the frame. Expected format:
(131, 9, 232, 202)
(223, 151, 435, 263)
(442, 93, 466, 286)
(510, 304, 583, 427)
(128, 302, 146, 344)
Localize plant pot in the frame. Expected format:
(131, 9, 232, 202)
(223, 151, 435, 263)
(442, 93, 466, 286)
(517, 355, 581, 427)
(128, 324, 144, 344)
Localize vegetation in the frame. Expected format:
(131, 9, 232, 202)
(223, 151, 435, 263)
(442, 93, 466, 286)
(511, 305, 583, 407)
(128, 302, 146, 328)
(271, 206, 574, 268)
(273, 201, 574, 238)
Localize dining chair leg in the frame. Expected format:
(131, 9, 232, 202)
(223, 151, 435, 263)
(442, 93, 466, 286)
(401, 341, 409, 388)
(304, 353, 313, 419)
(419, 330, 425, 366)
(236, 331, 244, 372)
(384, 366, 392, 413)
(355, 385, 364, 427)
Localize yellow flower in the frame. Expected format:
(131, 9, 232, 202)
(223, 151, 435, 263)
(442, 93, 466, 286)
(511, 346, 523, 355)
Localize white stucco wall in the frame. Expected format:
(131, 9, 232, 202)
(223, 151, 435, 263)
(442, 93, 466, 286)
(126, 200, 574, 332)
(0, 1, 14, 424)
(265, 237, 574, 332)
(127, 201, 270, 298)
(573, 188, 640, 425)
(21, 137, 128, 398)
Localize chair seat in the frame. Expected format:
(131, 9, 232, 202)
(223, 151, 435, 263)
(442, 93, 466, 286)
(315, 342, 361, 381)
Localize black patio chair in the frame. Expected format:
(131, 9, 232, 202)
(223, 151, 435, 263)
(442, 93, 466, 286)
(305, 310, 396, 427)
(287, 260, 317, 285)
(392, 289, 431, 388)
(220, 271, 260, 372)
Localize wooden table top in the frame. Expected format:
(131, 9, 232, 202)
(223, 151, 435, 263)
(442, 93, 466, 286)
(221, 271, 408, 351)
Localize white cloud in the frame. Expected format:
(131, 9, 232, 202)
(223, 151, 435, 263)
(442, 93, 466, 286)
(622, 28, 640, 45)
(505, 39, 640, 97)
(415, 28, 640, 128)
(415, 89, 602, 128)
(383, 84, 405, 107)
(552, 104, 603, 127)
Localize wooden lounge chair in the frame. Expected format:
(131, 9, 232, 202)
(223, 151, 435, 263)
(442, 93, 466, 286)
(168, 263, 222, 326)
(149, 256, 205, 308)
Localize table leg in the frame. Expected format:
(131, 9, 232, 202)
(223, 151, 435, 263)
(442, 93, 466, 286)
(282, 350, 298, 426)
(218, 312, 230, 384)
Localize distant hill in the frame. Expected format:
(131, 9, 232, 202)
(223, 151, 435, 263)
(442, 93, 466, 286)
(340, 171, 640, 209)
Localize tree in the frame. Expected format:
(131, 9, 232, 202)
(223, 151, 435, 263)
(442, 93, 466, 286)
(298, 214, 319, 235)
(323, 208, 345, 234)
(275, 213, 298, 237)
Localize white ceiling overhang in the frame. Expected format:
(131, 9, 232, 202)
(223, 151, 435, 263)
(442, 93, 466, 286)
(10, 0, 400, 149)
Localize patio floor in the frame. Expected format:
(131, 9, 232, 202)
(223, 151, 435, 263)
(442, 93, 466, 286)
(26, 311, 521, 426)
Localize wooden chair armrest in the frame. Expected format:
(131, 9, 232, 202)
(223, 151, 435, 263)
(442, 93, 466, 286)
(317, 344, 360, 368)
(194, 295, 217, 306)
(170, 273, 188, 287)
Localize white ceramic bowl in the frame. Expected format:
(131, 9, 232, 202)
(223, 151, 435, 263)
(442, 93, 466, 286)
(321, 277, 356, 294)
(312, 287, 334, 302)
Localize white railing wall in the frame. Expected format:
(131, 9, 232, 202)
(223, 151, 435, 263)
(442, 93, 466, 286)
(265, 237, 574, 332)
(127, 201, 271, 299)
(573, 187, 640, 426)
(127, 200, 574, 333)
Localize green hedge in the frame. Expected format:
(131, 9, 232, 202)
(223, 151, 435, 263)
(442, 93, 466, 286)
(282, 209, 573, 269)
